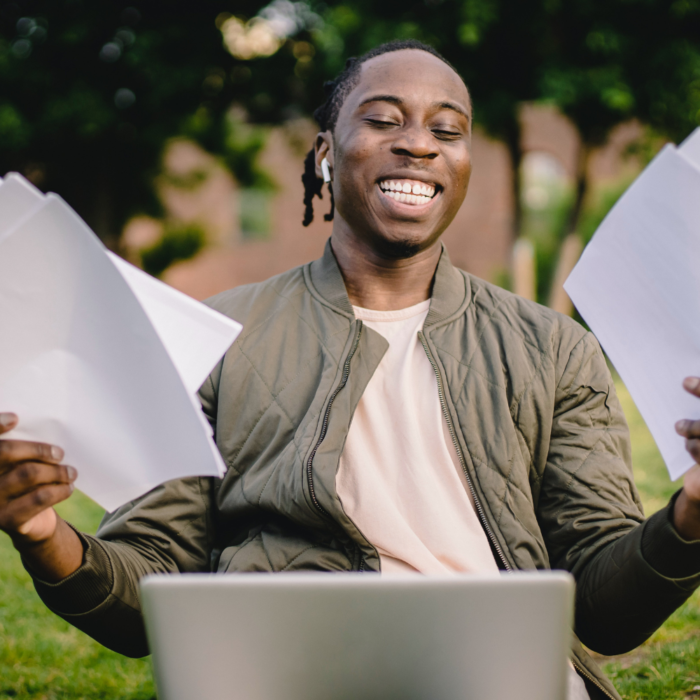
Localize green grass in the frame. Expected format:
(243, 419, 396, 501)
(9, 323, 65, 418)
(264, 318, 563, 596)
(0, 494, 155, 699)
(0, 378, 698, 698)
(596, 379, 700, 700)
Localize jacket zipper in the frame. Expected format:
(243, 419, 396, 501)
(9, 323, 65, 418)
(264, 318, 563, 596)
(306, 322, 364, 518)
(418, 332, 511, 572)
(571, 660, 616, 700)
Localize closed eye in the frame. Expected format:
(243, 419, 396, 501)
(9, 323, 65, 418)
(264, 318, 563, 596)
(365, 118, 399, 128)
(432, 129, 462, 140)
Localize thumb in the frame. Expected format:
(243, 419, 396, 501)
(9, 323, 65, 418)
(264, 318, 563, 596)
(0, 413, 18, 436)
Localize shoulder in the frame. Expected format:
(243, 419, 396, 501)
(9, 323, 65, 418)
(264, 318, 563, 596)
(202, 263, 308, 327)
(461, 272, 599, 380)
(465, 273, 588, 352)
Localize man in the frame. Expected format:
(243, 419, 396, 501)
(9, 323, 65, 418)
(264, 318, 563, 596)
(1, 40, 700, 700)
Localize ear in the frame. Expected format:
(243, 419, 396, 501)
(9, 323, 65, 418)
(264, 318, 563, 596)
(314, 132, 334, 180)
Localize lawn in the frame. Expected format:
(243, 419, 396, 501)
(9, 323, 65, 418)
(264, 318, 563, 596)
(0, 378, 698, 699)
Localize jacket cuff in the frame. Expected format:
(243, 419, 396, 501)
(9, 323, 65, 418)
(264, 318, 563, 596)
(641, 490, 700, 579)
(25, 526, 115, 615)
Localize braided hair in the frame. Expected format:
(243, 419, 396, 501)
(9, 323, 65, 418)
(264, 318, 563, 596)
(301, 39, 459, 226)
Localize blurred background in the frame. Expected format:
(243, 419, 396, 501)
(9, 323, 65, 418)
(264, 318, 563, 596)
(2, 2, 700, 698)
(2, 0, 699, 310)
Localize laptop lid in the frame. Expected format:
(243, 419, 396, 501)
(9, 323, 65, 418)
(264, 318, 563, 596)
(140, 571, 574, 700)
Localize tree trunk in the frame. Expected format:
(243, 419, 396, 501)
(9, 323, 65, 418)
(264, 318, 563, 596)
(548, 234, 583, 314)
(564, 141, 590, 239)
(504, 125, 524, 242)
(505, 119, 533, 298)
(93, 168, 118, 251)
(512, 239, 536, 300)
(548, 140, 590, 314)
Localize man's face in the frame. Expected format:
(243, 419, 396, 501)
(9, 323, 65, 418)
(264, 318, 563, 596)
(322, 49, 472, 258)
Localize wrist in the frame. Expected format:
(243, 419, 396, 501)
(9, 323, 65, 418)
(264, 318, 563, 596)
(11, 521, 59, 553)
(16, 517, 84, 582)
(672, 489, 700, 542)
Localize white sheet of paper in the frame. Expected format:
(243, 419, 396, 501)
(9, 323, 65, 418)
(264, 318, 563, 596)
(0, 177, 241, 511)
(0, 173, 46, 239)
(0, 174, 241, 396)
(680, 128, 700, 168)
(565, 130, 700, 480)
(108, 253, 241, 395)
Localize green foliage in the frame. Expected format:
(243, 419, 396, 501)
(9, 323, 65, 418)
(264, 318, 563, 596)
(577, 179, 633, 246)
(158, 166, 210, 192)
(222, 116, 276, 191)
(537, 1, 700, 147)
(0, 0, 286, 243)
(239, 187, 273, 238)
(140, 222, 206, 278)
(5, 0, 698, 250)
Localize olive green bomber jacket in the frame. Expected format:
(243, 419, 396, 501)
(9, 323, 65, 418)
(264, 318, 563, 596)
(30, 241, 700, 700)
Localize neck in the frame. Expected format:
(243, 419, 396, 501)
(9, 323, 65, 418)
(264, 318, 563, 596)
(330, 229, 442, 311)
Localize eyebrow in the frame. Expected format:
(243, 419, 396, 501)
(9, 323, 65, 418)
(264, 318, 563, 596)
(357, 94, 471, 122)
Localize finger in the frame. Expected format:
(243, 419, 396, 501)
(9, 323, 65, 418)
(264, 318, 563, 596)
(683, 377, 700, 397)
(0, 440, 64, 472)
(0, 462, 77, 500)
(0, 413, 18, 435)
(686, 437, 700, 464)
(0, 483, 74, 534)
(675, 419, 700, 438)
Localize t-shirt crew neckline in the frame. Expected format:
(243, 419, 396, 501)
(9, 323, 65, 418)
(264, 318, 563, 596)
(352, 299, 431, 323)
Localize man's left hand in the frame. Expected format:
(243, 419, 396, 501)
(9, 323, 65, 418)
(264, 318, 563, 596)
(673, 377, 700, 541)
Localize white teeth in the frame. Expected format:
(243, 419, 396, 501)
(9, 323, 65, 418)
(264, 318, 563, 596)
(382, 190, 432, 205)
(379, 180, 437, 202)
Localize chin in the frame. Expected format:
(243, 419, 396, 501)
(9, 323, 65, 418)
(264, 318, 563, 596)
(372, 222, 443, 260)
(376, 236, 423, 259)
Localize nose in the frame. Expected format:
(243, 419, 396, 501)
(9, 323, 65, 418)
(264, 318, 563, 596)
(391, 123, 439, 160)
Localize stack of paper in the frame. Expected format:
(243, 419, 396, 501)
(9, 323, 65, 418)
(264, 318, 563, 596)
(565, 129, 700, 481)
(0, 174, 242, 511)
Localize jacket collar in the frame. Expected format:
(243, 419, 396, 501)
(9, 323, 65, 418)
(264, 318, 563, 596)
(308, 238, 472, 328)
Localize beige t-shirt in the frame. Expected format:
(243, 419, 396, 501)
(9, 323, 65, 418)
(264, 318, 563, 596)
(336, 300, 499, 575)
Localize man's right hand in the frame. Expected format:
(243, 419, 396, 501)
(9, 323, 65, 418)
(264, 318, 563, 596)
(0, 412, 84, 581)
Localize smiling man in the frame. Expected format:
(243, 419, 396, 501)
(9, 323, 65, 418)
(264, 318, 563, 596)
(2, 40, 700, 700)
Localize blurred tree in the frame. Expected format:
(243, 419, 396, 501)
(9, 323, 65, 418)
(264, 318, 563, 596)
(3, 0, 699, 256)
(539, 0, 700, 240)
(535, 0, 700, 310)
(0, 0, 299, 245)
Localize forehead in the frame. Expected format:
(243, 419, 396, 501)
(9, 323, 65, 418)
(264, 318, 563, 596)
(344, 49, 471, 116)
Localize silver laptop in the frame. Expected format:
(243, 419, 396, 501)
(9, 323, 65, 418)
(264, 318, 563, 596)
(140, 571, 573, 700)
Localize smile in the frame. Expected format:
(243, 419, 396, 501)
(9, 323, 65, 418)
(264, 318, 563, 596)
(378, 179, 438, 206)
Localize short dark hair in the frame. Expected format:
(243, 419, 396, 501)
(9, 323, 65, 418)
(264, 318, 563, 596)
(301, 39, 461, 227)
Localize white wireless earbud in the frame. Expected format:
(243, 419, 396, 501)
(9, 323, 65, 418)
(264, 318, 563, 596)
(321, 157, 332, 184)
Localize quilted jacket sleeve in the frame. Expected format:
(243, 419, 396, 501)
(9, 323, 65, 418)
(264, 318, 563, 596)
(539, 330, 700, 655)
(27, 371, 221, 658)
